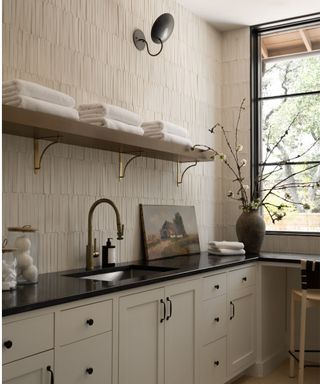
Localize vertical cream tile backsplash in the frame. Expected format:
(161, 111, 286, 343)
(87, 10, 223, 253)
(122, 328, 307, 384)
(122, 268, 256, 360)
(2, 0, 223, 272)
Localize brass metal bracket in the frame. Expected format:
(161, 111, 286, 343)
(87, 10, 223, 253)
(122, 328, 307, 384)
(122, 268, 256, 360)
(34, 136, 60, 174)
(176, 161, 198, 186)
(119, 152, 142, 180)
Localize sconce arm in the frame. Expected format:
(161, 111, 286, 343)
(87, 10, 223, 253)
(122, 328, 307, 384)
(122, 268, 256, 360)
(138, 38, 164, 57)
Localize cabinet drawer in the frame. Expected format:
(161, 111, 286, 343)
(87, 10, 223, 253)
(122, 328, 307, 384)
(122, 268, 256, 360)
(228, 266, 256, 292)
(3, 350, 54, 383)
(202, 295, 227, 345)
(200, 337, 227, 384)
(56, 332, 112, 384)
(202, 273, 226, 300)
(2, 313, 53, 364)
(57, 299, 112, 346)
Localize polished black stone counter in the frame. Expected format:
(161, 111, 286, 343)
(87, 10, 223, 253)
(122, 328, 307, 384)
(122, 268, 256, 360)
(3, 251, 319, 316)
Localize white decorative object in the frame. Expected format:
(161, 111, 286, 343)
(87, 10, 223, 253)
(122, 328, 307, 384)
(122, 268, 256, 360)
(8, 226, 39, 284)
(22, 265, 38, 283)
(2, 240, 17, 291)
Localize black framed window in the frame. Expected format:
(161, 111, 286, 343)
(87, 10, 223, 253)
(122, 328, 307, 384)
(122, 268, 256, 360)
(251, 14, 320, 235)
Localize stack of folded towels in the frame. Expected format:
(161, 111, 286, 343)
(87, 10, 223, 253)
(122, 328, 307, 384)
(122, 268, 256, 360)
(208, 241, 245, 255)
(78, 103, 144, 135)
(142, 120, 192, 147)
(2, 79, 79, 120)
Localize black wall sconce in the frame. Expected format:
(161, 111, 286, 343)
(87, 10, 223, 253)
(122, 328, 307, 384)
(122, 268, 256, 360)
(133, 13, 174, 57)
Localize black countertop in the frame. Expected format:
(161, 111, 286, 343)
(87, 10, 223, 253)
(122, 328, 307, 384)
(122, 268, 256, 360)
(3, 252, 319, 317)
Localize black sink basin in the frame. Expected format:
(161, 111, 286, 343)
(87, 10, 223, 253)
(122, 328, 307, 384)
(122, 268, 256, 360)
(64, 264, 176, 282)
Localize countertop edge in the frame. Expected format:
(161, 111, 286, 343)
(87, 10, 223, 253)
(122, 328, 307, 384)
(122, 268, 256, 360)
(3, 257, 258, 317)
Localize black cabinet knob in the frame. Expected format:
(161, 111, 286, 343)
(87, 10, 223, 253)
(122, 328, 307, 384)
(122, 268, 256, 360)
(214, 317, 220, 322)
(3, 340, 13, 349)
(242, 277, 247, 282)
(214, 360, 220, 366)
(214, 284, 219, 289)
(86, 319, 94, 326)
(86, 367, 94, 375)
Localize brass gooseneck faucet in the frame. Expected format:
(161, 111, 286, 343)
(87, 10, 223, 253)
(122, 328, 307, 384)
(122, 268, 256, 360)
(86, 198, 124, 270)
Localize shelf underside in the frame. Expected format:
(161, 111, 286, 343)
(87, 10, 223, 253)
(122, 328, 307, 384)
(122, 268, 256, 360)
(2, 105, 213, 163)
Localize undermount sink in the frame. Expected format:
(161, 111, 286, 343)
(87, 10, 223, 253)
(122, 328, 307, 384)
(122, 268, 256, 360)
(64, 264, 176, 282)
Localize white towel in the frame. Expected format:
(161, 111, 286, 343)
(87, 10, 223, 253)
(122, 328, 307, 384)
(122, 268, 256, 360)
(144, 132, 192, 147)
(208, 241, 244, 250)
(3, 95, 79, 120)
(2, 79, 75, 107)
(208, 248, 246, 256)
(142, 120, 188, 138)
(78, 103, 142, 127)
(80, 117, 144, 135)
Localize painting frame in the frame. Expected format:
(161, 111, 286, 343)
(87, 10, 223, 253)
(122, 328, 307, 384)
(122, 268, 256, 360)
(140, 204, 200, 260)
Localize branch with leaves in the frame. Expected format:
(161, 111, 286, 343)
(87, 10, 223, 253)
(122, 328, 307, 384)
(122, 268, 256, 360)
(192, 98, 320, 223)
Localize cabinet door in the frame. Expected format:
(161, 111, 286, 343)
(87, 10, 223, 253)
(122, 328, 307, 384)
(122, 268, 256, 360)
(119, 288, 165, 384)
(164, 279, 200, 384)
(228, 286, 256, 376)
(55, 332, 112, 384)
(3, 350, 54, 384)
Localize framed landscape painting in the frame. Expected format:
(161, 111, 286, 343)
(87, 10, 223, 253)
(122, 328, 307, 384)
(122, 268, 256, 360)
(140, 204, 200, 260)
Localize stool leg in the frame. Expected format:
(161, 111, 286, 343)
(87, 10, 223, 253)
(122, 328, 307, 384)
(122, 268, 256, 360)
(289, 292, 295, 378)
(298, 293, 307, 384)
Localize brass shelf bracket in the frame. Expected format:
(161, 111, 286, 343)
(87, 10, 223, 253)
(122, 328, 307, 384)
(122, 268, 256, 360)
(34, 136, 60, 174)
(176, 161, 198, 186)
(119, 152, 142, 180)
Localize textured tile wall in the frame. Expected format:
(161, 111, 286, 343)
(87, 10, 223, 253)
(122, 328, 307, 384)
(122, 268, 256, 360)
(220, 28, 320, 254)
(2, 0, 223, 272)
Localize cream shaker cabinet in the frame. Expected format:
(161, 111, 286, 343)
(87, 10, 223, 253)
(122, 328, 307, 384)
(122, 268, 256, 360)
(3, 351, 54, 384)
(2, 262, 258, 384)
(2, 313, 54, 384)
(55, 299, 113, 384)
(118, 279, 200, 384)
(228, 266, 257, 377)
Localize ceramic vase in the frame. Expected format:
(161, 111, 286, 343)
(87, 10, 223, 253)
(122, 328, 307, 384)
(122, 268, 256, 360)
(236, 210, 266, 255)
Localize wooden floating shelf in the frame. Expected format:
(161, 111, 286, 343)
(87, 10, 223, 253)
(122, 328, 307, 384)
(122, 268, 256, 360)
(2, 105, 213, 164)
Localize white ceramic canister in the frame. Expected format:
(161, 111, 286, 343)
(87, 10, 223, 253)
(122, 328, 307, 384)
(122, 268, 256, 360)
(7, 226, 39, 284)
(2, 239, 17, 291)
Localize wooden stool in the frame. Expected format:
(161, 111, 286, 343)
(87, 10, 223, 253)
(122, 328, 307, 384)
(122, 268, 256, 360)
(289, 259, 320, 384)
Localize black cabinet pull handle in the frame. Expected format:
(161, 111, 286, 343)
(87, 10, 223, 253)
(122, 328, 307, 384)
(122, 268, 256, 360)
(160, 299, 166, 323)
(166, 297, 172, 320)
(47, 365, 54, 384)
(230, 301, 235, 320)
(214, 360, 220, 366)
(242, 277, 247, 282)
(86, 319, 94, 326)
(214, 317, 220, 322)
(214, 284, 220, 289)
(3, 340, 13, 349)
(86, 367, 94, 375)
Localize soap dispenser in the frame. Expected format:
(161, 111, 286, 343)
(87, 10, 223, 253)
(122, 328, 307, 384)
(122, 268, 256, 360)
(102, 238, 116, 268)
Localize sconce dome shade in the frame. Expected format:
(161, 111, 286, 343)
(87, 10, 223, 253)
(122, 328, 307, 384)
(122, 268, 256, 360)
(151, 13, 174, 44)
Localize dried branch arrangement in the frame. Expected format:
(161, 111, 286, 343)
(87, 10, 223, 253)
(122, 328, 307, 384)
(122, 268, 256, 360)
(192, 99, 320, 223)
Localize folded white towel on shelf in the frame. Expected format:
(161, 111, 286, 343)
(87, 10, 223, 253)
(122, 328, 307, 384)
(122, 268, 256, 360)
(78, 103, 142, 127)
(80, 117, 144, 135)
(144, 132, 192, 147)
(208, 248, 246, 256)
(2, 79, 75, 107)
(142, 120, 188, 138)
(3, 95, 79, 120)
(208, 241, 244, 250)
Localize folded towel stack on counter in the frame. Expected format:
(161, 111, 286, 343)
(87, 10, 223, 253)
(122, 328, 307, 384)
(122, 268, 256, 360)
(2, 79, 79, 120)
(208, 241, 245, 256)
(78, 103, 144, 135)
(142, 120, 192, 147)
